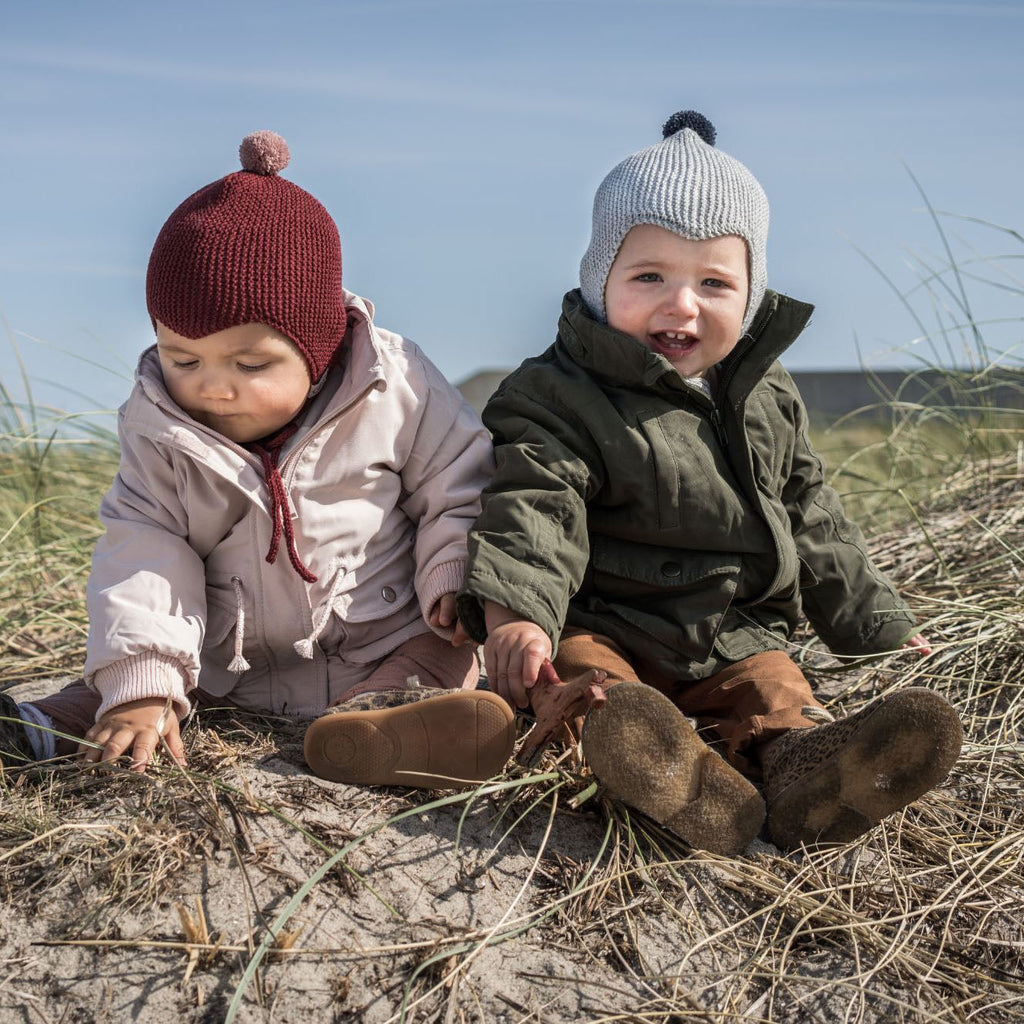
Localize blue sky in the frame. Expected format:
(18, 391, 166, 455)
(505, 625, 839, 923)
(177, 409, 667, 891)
(2, 0, 1021, 415)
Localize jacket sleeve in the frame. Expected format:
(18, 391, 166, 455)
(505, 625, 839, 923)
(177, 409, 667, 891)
(397, 354, 496, 629)
(457, 377, 602, 649)
(781, 388, 917, 655)
(84, 413, 206, 718)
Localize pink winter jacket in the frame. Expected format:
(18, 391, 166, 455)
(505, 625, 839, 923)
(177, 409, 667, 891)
(84, 293, 494, 720)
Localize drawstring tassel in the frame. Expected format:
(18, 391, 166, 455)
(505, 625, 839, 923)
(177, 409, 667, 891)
(250, 427, 318, 584)
(294, 559, 346, 660)
(292, 638, 315, 660)
(227, 575, 251, 674)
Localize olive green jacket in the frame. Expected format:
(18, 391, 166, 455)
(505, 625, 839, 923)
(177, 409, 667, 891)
(458, 289, 916, 681)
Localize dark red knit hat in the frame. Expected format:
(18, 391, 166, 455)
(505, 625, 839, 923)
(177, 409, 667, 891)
(146, 131, 347, 381)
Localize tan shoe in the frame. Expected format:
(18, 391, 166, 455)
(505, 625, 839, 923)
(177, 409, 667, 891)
(763, 687, 963, 849)
(581, 682, 765, 856)
(303, 687, 515, 789)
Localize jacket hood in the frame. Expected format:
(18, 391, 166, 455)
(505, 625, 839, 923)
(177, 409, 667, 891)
(132, 290, 385, 447)
(557, 288, 814, 404)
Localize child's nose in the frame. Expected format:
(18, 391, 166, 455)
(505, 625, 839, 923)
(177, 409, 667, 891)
(198, 371, 236, 400)
(664, 286, 699, 319)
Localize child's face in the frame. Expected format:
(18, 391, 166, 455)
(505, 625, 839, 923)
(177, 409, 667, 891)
(156, 322, 312, 443)
(604, 224, 749, 379)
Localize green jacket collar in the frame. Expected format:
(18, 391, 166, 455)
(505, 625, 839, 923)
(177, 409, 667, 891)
(556, 288, 815, 405)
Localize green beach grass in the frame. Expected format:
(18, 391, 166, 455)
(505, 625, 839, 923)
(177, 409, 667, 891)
(1, 209, 1021, 1022)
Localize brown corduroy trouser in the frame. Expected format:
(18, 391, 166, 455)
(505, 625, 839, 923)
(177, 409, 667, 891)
(553, 629, 826, 776)
(30, 631, 477, 748)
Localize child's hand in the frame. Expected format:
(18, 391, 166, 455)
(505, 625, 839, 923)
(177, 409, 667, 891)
(79, 697, 187, 773)
(483, 601, 552, 710)
(451, 619, 474, 647)
(903, 633, 932, 657)
(428, 593, 459, 631)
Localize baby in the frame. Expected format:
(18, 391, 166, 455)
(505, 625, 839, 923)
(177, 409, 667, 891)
(457, 111, 963, 854)
(1, 131, 515, 789)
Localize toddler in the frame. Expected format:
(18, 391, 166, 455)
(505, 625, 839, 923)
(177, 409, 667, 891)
(1, 131, 515, 788)
(457, 111, 963, 854)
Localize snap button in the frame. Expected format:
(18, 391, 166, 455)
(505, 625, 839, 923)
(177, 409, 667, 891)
(661, 561, 682, 578)
(381, 586, 397, 603)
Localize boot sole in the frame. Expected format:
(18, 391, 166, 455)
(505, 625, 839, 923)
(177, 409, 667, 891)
(767, 687, 963, 848)
(304, 690, 516, 789)
(582, 683, 765, 856)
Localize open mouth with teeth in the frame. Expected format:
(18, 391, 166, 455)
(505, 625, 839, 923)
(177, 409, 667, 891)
(649, 330, 699, 360)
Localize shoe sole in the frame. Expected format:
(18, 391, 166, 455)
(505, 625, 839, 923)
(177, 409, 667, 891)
(303, 690, 516, 789)
(767, 688, 963, 848)
(582, 683, 765, 856)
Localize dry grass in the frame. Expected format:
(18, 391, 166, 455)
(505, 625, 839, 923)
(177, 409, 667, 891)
(2, 207, 1022, 1020)
(1, 443, 1022, 1022)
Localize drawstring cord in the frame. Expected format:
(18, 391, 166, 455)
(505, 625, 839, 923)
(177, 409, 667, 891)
(227, 575, 251, 675)
(294, 559, 347, 660)
(250, 425, 317, 584)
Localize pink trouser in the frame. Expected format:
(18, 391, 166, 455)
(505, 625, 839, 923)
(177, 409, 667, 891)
(30, 631, 477, 742)
(554, 629, 826, 775)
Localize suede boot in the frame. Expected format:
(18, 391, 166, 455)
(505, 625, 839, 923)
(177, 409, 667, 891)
(303, 687, 515, 789)
(581, 682, 765, 856)
(762, 687, 963, 849)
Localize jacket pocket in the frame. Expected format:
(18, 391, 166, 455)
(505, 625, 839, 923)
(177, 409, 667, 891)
(203, 589, 238, 649)
(330, 573, 417, 624)
(798, 556, 820, 589)
(583, 536, 741, 662)
(199, 584, 267, 695)
(635, 405, 738, 536)
(712, 613, 788, 662)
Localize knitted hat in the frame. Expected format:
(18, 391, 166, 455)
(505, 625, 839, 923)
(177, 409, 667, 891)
(579, 110, 769, 334)
(146, 130, 347, 381)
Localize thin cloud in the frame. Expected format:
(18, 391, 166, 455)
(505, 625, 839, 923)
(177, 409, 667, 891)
(315, 0, 1023, 12)
(0, 45, 592, 119)
(549, 0, 1021, 13)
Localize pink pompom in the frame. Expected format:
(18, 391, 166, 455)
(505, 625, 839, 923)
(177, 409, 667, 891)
(238, 131, 290, 175)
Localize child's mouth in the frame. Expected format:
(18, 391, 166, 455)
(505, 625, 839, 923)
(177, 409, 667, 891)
(650, 330, 698, 359)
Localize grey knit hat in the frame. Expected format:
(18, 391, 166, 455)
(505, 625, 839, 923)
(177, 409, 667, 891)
(579, 110, 769, 334)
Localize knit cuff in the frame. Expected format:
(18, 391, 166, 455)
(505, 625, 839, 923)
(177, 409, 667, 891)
(91, 652, 192, 721)
(421, 559, 467, 636)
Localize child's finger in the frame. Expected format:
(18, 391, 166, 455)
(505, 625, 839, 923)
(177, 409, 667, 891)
(483, 643, 498, 690)
(129, 734, 158, 773)
(163, 725, 187, 766)
(77, 739, 103, 764)
(505, 648, 529, 709)
(523, 647, 545, 691)
(79, 727, 111, 764)
(437, 595, 457, 627)
(86, 727, 133, 766)
(902, 633, 932, 656)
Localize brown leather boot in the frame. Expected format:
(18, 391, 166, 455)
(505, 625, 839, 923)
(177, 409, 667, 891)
(304, 686, 516, 789)
(581, 682, 765, 856)
(762, 687, 963, 849)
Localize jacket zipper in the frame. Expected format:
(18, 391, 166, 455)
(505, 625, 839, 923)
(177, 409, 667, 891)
(707, 299, 794, 604)
(280, 378, 383, 487)
(709, 403, 728, 447)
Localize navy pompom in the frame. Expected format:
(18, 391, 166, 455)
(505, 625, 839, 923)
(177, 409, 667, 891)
(661, 111, 716, 146)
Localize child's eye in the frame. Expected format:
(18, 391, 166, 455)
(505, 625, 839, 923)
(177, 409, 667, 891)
(172, 359, 199, 369)
(703, 278, 731, 289)
(238, 362, 271, 373)
(634, 272, 662, 283)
